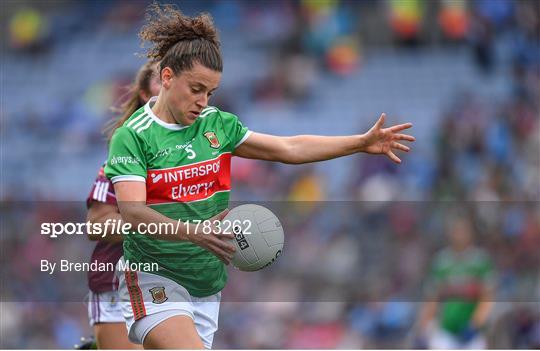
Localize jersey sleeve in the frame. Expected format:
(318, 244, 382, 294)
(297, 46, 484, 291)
(219, 111, 251, 152)
(105, 127, 147, 183)
(86, 165, 117, 208)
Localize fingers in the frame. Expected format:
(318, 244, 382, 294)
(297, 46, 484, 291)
(200, 238, 232, 264)
(386, 150, 401, 164)
(392, 141, 410, 152)
(212, 245, 234, 265)
(189, 226, 236, 264)
(395, 133, 416, 142)
(208, 235, 236, 264)
(375, 113, 386, 129)
(217, 232, 235, 241)
(389, 123, 413, 132)
(371, 116, 413, 163)
(211, 233, 236, 253)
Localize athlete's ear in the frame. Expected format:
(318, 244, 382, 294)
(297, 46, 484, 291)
(161, 67, 174, 89)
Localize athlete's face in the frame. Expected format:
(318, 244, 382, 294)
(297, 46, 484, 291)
(448, 219, 473, 250)
(161, 62, 221, 125)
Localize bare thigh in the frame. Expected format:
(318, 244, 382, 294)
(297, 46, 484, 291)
(94, 323, 142, 349)
(143, 315, 204, 349)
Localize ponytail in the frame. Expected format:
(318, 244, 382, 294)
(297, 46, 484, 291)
(104, 61, 157, 143)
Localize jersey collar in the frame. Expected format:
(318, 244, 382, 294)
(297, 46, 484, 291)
(144, 96, 188, 131)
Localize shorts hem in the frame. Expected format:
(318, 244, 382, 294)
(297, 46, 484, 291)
(130, 309, 195, 345)
(91, 319, 126, 326)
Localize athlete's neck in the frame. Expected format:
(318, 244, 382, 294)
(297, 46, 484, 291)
(151, 96, 184, 126)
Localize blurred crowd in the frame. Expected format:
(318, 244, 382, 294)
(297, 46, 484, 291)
(1, 0, 539, 348)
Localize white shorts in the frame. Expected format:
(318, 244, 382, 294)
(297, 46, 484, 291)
(427, 324, 487, 349)
(88, 290, 124, 326)
(116, 258, 221, 349)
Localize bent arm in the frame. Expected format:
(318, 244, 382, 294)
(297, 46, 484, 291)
(113, 181, 193, 241)
(86, 202, 124, 242)
(113, 180, 236, 263)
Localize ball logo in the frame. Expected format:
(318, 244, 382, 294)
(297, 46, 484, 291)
(233, 225, 250, 250)
(261, 249, 282, 269)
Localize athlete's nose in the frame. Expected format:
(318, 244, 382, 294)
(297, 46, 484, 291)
(196, 95, 208, 109)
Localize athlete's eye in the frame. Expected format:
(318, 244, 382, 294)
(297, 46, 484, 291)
(191, 87, 202, 94)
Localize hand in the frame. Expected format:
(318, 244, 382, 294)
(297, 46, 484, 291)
(187, 209, 236, 265)
(361, 113, 415, 163)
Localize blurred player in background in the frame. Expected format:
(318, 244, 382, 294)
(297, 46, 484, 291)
(416, 217, 495, 349)
(105, 3, 415, 349)
(86, 61, 160, 349)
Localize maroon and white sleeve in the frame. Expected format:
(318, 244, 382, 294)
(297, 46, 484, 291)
(86, 165, 117, 208)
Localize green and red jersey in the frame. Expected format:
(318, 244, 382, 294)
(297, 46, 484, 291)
(426, 247, 495, 334)
(105, 97, 251, 297)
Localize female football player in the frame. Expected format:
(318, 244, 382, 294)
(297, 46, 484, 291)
(86, 61, 160, 349)
(105, 4, 415, 349)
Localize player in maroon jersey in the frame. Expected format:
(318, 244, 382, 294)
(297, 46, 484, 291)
(86, 61, 160, 349)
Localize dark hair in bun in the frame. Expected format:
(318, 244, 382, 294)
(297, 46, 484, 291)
(139, 3, 222, 75)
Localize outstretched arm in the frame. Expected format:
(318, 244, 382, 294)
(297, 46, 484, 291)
(234, 113, 415, 164)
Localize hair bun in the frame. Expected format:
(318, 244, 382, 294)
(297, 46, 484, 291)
(139, 3, 219, 61)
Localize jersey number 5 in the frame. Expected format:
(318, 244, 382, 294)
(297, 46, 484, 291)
(185, 145, 196, 159)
